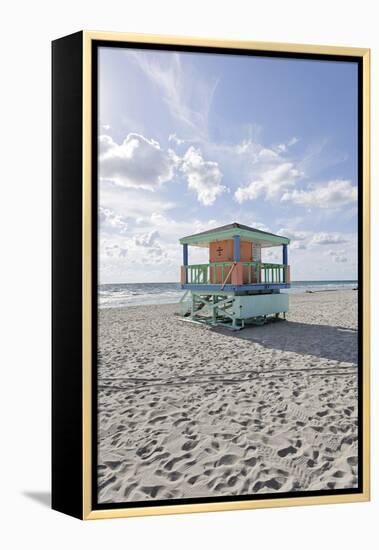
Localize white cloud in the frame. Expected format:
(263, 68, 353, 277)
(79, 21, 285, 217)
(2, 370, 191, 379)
(288, 137, 299, 147)
(132, 230, 166, 258)
(148, 213, 222, 243)
(134, 230, 160, 248)
(168, 133, 186, 146)
(233, 139, 263, 157)
(262, 248, 282, 262)
(278, 227, 308, 241)
(103, 242, 128, 258)
(250, 221, 272, 233)
(234, 162, 303, 203)
(258, 148, 279, 161)
(100, 184, 176, 221)
(326, 250, 348, 263)
(291, 241, 306, 250)
(181, 147, 226, 206)
(277, 227, 309, 250)
(99, 133, 176, 190)
(99, 207, 128, 234)
(275, 137, 299, 153)
(276, 227, 352, 251)
(167, 134, 313, 210)
(312, 233, 349, 245)
(281, 179, 357, 209)
(230, 141, 356, 212)
(228, 139, 281, 165)
(99, 134, 227, 206)
(129, 51, 218, 138)
(100, 229, 168, 278)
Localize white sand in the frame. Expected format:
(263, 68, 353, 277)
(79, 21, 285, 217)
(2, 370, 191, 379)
(98, 289, 358, 503)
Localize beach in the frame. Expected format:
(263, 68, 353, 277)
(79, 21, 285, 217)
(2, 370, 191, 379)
(97, 289, 358, 503)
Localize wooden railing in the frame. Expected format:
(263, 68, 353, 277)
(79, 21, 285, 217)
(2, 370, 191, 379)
(183, 262, 289, 285)
(250, 263, 288, 285)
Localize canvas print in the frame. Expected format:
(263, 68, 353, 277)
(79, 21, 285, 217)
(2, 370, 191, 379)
(96, 46, 360, 505)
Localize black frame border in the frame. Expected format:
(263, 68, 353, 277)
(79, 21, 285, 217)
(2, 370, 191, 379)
(52, 31, 84, 519)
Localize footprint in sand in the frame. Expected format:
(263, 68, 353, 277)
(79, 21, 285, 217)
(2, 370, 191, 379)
(347, 456, 358, 467)
(168, 471, 182, 482)
(98, 475, 116, 491)
(265, 477, 285, 490)
(136, 443, 163, 459)
(227, 475, 238, 487)
(187, 475, 199, 485)
(182, 439, 199, 451)
(244, 456, 257, 467)
(277, 445, 297, 458)
(149, 415, 167, 425)
(141, 485, 163, 498)
(164, 453, 191, 471)
(103, 460, 122, 470)
(332, 470, 346, 478)
(216, 454, 238, 466)
(123, 483, 137, 498)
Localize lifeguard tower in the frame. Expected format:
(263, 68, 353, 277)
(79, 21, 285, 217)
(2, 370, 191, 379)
(178, 223, 291, 330)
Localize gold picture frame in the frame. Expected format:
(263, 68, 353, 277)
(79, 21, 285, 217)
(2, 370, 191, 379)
(52, 31, 370, 520)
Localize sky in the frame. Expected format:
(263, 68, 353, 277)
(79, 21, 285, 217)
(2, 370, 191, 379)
(98, 46, 358, 284)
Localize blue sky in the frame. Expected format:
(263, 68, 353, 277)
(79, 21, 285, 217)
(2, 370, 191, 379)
(98, 46, 358, 283)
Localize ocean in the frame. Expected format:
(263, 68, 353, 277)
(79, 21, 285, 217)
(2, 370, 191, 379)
(98, 280, 358, 309)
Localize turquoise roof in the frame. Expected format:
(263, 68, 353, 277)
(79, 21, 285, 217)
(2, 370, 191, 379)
(180, 223, 290, 248)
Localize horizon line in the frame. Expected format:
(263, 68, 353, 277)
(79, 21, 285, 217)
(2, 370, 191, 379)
(99, 279, 358, 286)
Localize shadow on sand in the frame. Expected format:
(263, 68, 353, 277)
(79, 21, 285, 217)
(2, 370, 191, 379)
(215, 320, 358, 364)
